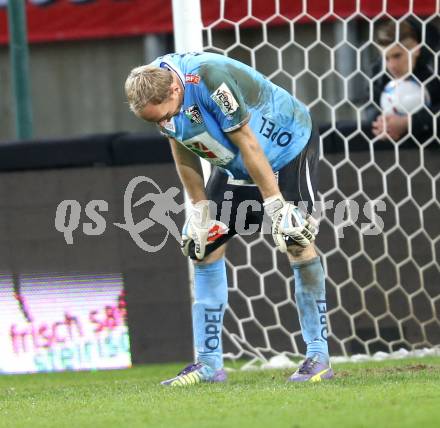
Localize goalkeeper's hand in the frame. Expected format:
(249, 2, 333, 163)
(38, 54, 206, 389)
(181, 200, 229, 260)
(263, 194, 317, 253)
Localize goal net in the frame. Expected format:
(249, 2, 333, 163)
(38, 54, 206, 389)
(199, 0, 440, 364)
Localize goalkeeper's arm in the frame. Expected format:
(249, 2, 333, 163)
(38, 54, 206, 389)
(169, 138, 207, 204)
(227, 126, 316, 252)
(227, 124, 280, 199)
(169, 138, 228, 260)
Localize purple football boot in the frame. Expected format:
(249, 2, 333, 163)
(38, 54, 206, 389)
(161, 362, 227, 386)
(288, 355, 334, 382)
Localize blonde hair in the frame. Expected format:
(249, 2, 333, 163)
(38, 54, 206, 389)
(125, 65, 173, 115)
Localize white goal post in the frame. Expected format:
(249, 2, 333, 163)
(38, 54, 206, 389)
(173, 0, 440, 365)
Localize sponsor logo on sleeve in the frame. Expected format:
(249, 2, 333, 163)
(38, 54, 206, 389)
(210, 83, 239, 116)
(185, 73, 201, 84)
(184, 105, 204, 125)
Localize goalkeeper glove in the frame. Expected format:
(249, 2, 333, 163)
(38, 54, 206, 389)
(181, 200, 229, 260)
(263, 194, 317, 253)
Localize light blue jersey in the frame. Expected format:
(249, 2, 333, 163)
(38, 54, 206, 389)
(151, 52, 312, 180)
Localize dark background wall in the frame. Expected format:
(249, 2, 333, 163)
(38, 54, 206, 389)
(0, 139, 192, 364)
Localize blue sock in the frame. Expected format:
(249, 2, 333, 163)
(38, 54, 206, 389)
(292, 257, 329, 363)
(193, 258, 228, 370)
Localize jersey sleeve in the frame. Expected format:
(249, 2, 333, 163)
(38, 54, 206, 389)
(197, 66, 250, 132)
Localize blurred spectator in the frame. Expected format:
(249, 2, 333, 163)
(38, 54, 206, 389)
(366, 19, 440, 143)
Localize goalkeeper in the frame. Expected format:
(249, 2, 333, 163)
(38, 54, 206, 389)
(125, 52, 333, 385)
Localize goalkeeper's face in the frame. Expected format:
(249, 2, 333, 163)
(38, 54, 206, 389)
(140, 78, 183, 126)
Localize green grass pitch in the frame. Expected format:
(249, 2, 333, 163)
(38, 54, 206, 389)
(1, 357, 439, 428)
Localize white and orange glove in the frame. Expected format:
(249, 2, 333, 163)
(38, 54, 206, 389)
(263, 194, 317, 253)
(181, 200, 229, 260)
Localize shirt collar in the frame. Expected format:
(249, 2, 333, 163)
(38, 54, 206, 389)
(159, 59, 185, 91)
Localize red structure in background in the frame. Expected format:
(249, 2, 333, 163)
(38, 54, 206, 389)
(0, 0, 437, 44)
